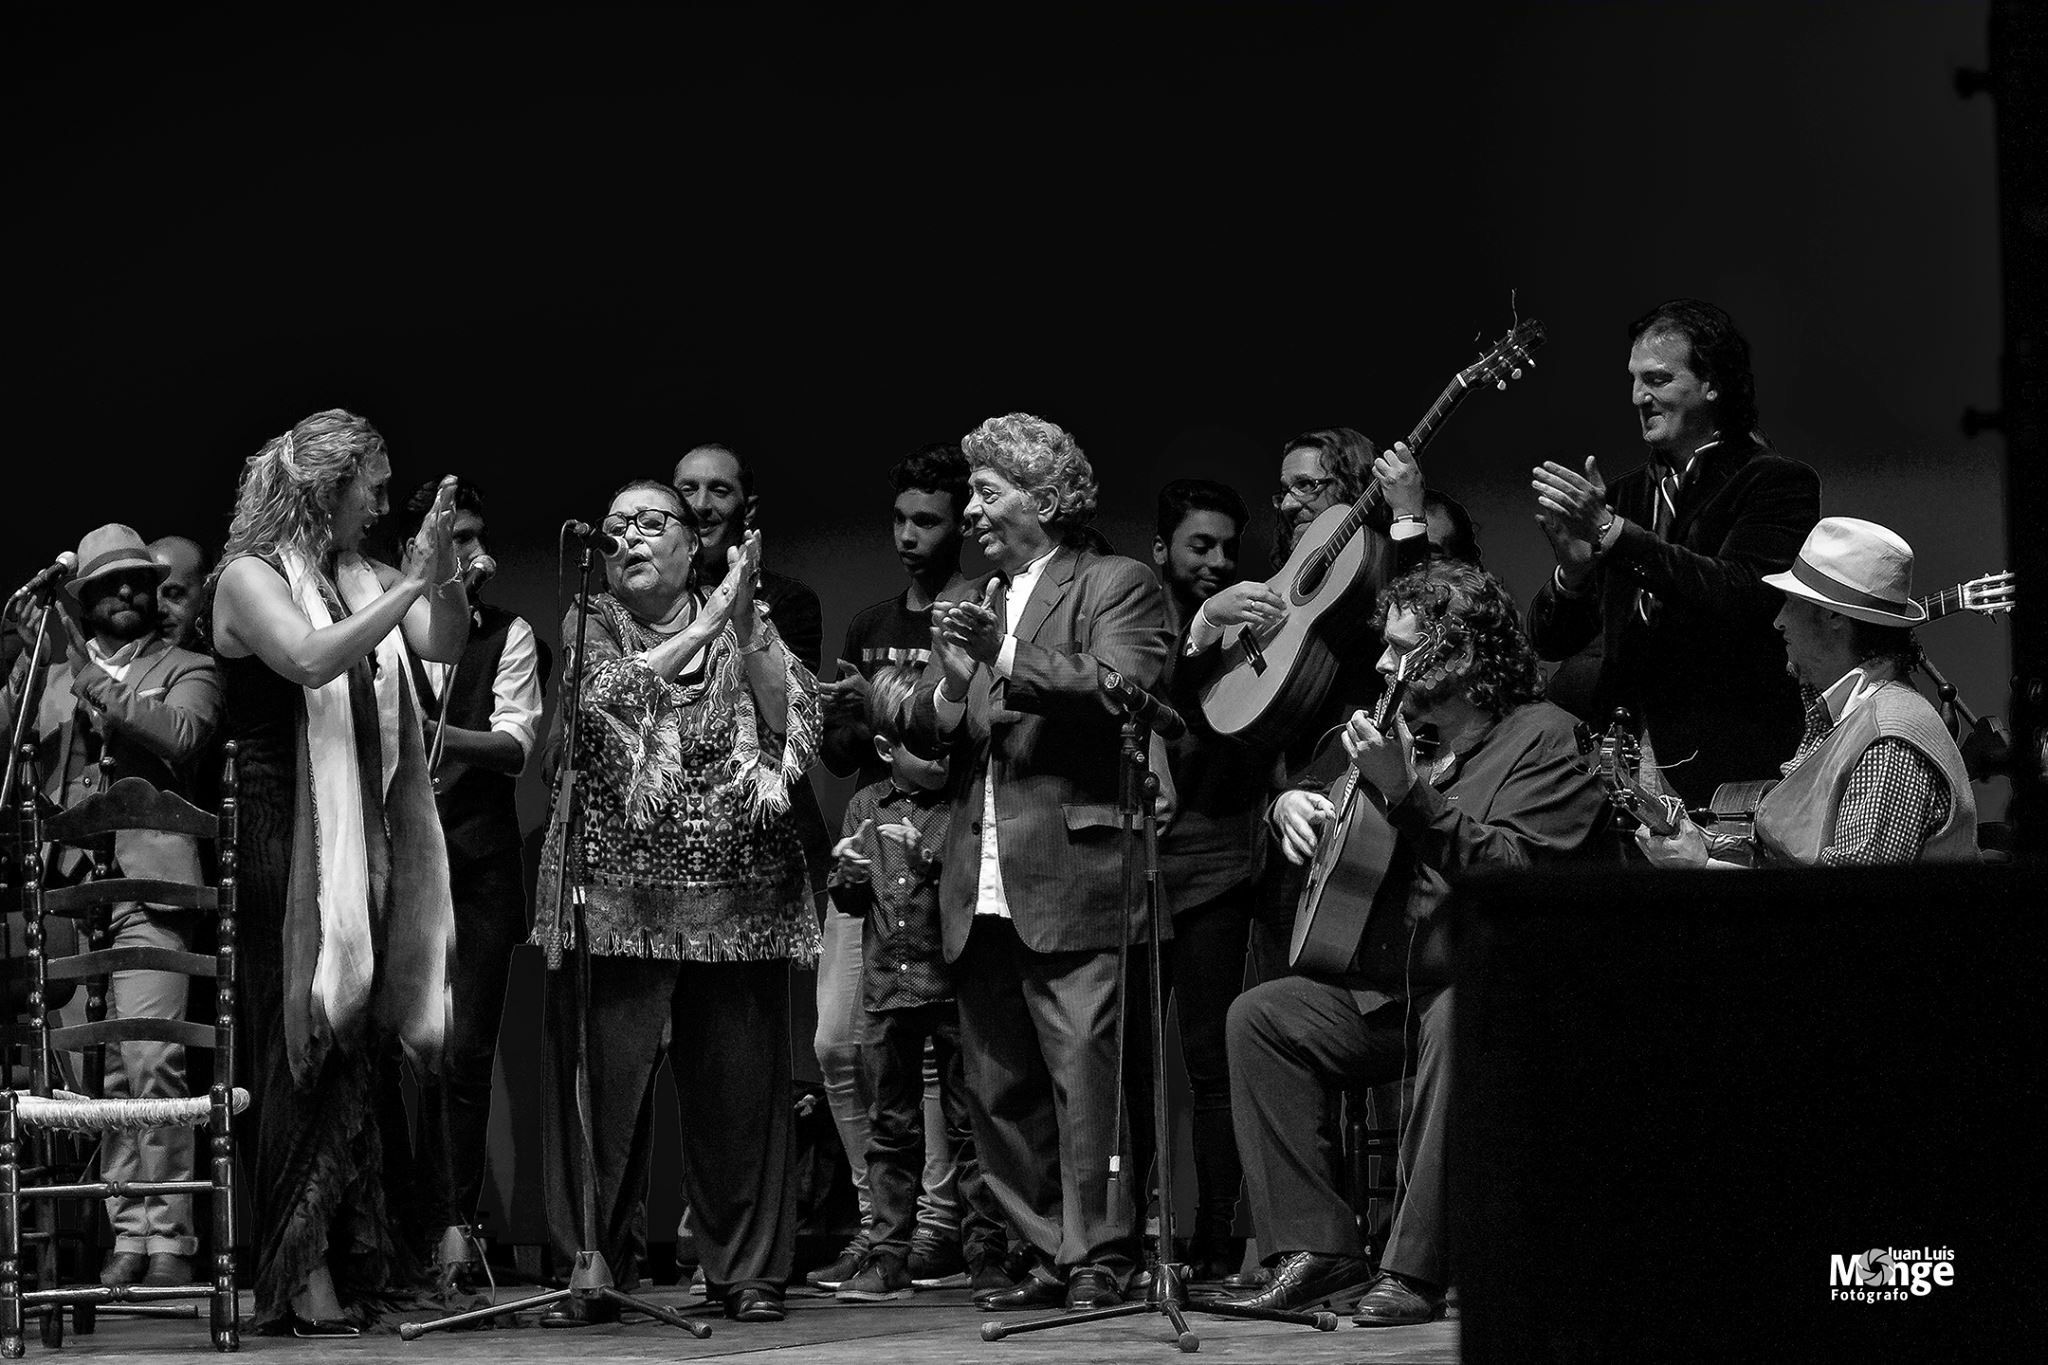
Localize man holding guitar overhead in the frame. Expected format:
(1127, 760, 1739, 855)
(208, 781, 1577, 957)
(1528, 298, 1819, 808)
(1211, 561, 1608, 1326)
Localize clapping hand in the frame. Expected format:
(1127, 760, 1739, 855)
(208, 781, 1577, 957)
(729, 531, 764, 646)
(1532, 456, 1609, 582)
(820, 658, 872, 719)
(402, 476, 461, 591)
(832, 817, 876, 884)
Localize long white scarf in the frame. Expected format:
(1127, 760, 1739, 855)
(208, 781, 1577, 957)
(281, 547, 453, 1080)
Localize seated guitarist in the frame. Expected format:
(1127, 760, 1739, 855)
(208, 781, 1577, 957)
(1180, 431, 1436, 983)
(1210, 561, 1609, 1325)
(1637, 517, 1978, 868)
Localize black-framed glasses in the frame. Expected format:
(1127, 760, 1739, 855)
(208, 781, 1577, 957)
(1270, 476, 1337, 509)
(600, 508, 690, 538)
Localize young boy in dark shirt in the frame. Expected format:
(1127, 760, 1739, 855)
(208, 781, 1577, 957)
(828, 666, 1005, 1300)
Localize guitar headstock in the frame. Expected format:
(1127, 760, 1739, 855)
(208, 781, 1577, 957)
(1596, 709, 1678, 835)
(1959, 570, 2015, 616)
(1460, 318, 1548, 392)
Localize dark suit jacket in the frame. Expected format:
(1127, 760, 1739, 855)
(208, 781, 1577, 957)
(757, 567, 832, 903)
(1527, 440, 1819, 806)
(906, 545, 1171, 960)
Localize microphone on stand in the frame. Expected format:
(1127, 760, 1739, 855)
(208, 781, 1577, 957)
(462, 553, 498, 594)
(8, 551, 79, 606)
(564, 522, 623, 556)
(1101, 669, 1188, 741)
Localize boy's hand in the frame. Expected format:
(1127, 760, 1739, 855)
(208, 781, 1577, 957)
(832, 817, 875, 883)
(877, 820, 936, 873)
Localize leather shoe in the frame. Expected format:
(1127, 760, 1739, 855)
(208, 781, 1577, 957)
(1219, 1265, 1270, 1290)
(538, 1296, 620, 1328)
(1063, 1266, 1122, 1310)
(725, 1287, 785, 1322)
(1351, 1271, 1445, 1327)
(977, 1275, 1066, 1312)
(143, 1252, 195, 1287)
(1204, 1251, 1375, 1313)
(99, 1251, 148, 1287)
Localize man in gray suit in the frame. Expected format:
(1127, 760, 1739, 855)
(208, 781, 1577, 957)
(0, 523, 222, 1288)
(907, 412, 1171, 1313)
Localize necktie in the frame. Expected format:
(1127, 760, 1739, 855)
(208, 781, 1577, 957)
(1636, 450, 1702, 624)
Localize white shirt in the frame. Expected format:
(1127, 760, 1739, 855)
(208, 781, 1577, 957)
(933, 545, 1058, 919)
(421, 614, 543, 770)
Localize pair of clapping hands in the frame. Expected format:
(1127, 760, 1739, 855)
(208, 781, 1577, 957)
(832, 815, 936, 888)
(1270, 707, 1420, 865)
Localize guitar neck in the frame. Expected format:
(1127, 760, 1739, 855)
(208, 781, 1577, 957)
(1916, 584, 1970, 622)
(1329, 373, 1477, 534)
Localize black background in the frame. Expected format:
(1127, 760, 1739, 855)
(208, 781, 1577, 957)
(18, 3, 2010, 834)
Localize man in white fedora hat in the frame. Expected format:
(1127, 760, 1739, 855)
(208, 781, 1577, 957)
(0, 522, 223, 1286)
(1638, 516, 1977, 868)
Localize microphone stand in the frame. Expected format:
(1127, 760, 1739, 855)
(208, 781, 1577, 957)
(981, 709, 1337, 1351)
(402, 542, 712, 1342)
(2, 598, 59, 817)
(1916, 650, 2010, 784)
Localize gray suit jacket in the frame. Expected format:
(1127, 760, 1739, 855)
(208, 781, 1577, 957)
(907, 545, 1170, 960)
(1, 638, 221, 883)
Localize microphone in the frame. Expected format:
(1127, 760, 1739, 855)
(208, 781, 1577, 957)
(462, 553, 498, 594)
(9, 551, 78, 605)
(1100, 669, 1187, 741)
(564, 521, 623, 556)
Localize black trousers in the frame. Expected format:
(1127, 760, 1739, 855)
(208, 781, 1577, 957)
(1120, 882, 1252, 1241)
(859, 1000, 1004, 1264)
(413, 846, 526, 1230)
(539, 955, 796, 1293)
(1227, 978, 1451, 1288)
(955, 917, 1137, 1279)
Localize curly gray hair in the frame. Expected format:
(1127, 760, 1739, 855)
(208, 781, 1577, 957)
(962, 412, 1099, 533)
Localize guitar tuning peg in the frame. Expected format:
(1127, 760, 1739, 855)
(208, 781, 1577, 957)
(1525, 355, 1536, 366)
(1510, 366, 1523, 379)
(1496, 379, 1508, 391)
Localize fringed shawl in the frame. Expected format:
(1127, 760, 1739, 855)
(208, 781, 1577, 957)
(277, 549, 455, 1087)
(534, 593, 821, 968)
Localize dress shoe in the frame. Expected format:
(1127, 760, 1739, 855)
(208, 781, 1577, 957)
(725, 1286, 785, 1322)
(143, 1252, 195, 1287)
(1063, 1266, 1122, 1311)
(1205, 1251, 1375, 1313)
(99, 1251, 148, 1287)
(1219, 1264, 1270, 1290)
(289, 1314, 360, 1338)
(538, 1296, 620, 1328)
(1351, 1271, 1445, 1327)
(977, 1275, 1066, 1312)
(805, 1237, 869, 1289)
(1179, 1234, 1246, 1283)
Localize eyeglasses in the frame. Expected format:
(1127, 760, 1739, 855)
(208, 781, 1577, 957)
(600, 508, 690, 538)
(1270, 476, 1338, 509)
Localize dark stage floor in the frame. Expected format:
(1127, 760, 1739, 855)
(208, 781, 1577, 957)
(21, 1283, 1460, 1362)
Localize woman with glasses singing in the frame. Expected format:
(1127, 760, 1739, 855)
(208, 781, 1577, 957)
(531, 477, 821, 1325)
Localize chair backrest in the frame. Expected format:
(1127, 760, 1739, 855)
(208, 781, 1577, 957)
(10, 743, 239, 1100)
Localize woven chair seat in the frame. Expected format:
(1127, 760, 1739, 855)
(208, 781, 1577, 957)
(12, 1088, 250, 1133)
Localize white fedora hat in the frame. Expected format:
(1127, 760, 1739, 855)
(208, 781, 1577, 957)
(1762, 516, 1925, 627)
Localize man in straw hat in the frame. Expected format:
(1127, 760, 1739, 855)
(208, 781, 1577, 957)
(1638, 516, 1977, 868)
(0, 523, 223, 1286)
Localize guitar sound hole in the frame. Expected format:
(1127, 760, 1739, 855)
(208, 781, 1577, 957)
(1296, 558, 1327, 598)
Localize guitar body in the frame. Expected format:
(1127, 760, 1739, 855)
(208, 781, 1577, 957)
(1194, 317, 1547, 751)
(1290, 772, 1400, 973)
(1200, 504, 1384, 751)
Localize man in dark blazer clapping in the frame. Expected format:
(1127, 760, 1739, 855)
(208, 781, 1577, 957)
(906, 412, 1171, 1313)
(1528, 298, 1821, 806)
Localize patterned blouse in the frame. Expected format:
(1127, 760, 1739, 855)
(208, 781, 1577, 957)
(534, 592, 822, 967)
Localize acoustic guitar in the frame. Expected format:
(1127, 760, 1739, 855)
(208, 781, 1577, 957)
(1917, 570, 2013, 622)
(1287, 624, 1450, 972)
(1199, 319, 1545, 751)
(1588, 709, 1773, 861)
